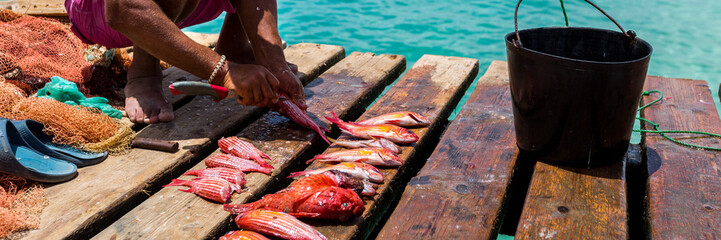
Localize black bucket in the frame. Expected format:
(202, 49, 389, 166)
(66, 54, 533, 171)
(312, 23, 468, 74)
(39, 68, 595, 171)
(505, 0, 652, 166)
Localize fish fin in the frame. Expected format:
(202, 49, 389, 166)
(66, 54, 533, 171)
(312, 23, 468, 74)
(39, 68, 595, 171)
(181, 169, 201, 177)
(178, 188, 193, 193)
(326, 137, 337, 144)
(290, 212, 323, 218)
(287, 171, 307, 178)
(163, 178, 190, 188)
(223, 203, 255, 214)
(319, 134, 331, 145)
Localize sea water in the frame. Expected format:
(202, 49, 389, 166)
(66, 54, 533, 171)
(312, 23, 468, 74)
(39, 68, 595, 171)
(186, 1, 720, 237)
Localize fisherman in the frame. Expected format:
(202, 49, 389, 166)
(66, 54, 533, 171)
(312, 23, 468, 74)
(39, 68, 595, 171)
(64, 0, 305, 123)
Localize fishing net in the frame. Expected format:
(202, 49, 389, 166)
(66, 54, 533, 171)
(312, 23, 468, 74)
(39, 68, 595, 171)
(0, 174, 47, 238)
(0, 9, 91, 92)
(0, 81, 135, 154)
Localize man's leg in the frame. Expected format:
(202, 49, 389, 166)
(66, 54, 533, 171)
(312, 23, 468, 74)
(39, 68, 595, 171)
(125, 46, 174, 123)
(215, 13, 298, 73)
(121, 0, 199, 123)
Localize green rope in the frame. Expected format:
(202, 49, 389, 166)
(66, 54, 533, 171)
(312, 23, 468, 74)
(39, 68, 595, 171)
(559, 0, 569, 26)
(633, 90, 721, 151)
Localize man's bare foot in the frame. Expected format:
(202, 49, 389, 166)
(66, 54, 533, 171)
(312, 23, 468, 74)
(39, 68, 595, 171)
(124, 75, 174, 124)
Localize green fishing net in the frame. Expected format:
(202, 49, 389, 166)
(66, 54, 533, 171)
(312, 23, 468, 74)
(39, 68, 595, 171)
(36, 76, 122, 119)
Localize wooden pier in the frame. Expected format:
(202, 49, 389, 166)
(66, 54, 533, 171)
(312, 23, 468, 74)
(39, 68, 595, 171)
(10, 42, 721, 239)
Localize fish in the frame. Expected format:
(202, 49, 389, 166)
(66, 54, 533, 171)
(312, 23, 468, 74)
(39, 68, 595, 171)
(277, 93, 331, 145)
(357, 111, 431, 127)
(331, 138, 401, 154)
(233, 210, 328, 240)
(218, 230, 270, 240)
(219, 137, 273, 169)
(288, 162, 384, 183)
(293, 170, 375, 197)
(306, 148, 402, 167)
(224, 185, 364, 221)
(325, 112, 419, 144)
(163, 177, 235, 203)
(205, 154, 273, 174)
(182, 167, 246, 191)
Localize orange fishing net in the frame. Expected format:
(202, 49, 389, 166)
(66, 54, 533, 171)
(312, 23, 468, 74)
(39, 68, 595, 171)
(0, 81, 134, 153)
(0, 9, 91, 92)
(0, 174, 47, 238)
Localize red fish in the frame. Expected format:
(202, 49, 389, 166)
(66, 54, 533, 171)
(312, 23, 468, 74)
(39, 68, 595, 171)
(277, 93, 331, 145)
(332, 138, 401, 153)
(325, 112, 419, 144)
(219, 137, 273, 169)
(226, 171, 369, 220)
(205, 154, 273, 174)
(218, 230, 270, 240)
(288, 162, 384, 183)
(307, 148, 402, 167)
(163, 177, 235, 203)
(183, 167, 246, 191)
(358, 111, 431, 127)
(234, 210, 327, 240)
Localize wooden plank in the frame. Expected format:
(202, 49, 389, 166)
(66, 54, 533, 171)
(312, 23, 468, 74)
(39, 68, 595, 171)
(0, 0, 67, 17)
(16, 44, 345, 240)
(92, 52, 406, 240)
(642, 76, 721, 239)
(377, 61, 515, 239)
(309, 55, 479, 240)
(514, 151, 632, 239)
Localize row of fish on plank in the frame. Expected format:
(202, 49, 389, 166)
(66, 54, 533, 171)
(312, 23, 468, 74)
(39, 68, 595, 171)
(164, 111, 429, 240)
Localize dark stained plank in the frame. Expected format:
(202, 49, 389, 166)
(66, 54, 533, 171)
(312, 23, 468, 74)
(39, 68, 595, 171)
(642, 76, 721, 239)
(377, 60, 515, 239)
(92, 52, 406, 240)
(17, 44, 345, 240)
(514, 150, 633, 239)
(310, 55, 479, 240)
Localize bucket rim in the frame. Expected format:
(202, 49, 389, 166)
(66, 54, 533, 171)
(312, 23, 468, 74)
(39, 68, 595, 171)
(505, 27, 653, 65)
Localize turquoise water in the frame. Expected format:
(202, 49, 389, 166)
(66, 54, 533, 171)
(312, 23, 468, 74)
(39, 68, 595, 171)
(186, 1, 720, 237)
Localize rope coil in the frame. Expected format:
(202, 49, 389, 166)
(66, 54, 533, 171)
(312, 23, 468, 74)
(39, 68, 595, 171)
(634, 90, 721, 151)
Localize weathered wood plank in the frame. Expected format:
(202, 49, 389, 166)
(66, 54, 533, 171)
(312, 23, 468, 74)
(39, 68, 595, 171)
(309, 55, 479, 240)
(92, 52, 406, 240)
(377, 60, 514, 239)
(514, 150, 632, 239)
(0, 0, 67, 17)
(16, 44, 345, 240)
(642, 76, 721, 239)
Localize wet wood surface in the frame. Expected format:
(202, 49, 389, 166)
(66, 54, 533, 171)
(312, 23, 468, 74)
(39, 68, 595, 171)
(307, 54, 479, 240)
(19, 44, 345, 240)
(92, 52, 407, 240)
(641, 76, 721, 239)
(377, 61, 515, 239)
(515, 151, 632, 239)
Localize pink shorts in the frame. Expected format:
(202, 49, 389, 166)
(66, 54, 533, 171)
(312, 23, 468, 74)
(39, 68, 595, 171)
(65, 0, 235, 48)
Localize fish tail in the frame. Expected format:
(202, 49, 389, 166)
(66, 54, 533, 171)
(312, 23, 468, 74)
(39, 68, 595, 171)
(307, 154, 327, 164)
(287, 171, 308, 178)
(182, 169, 202, 177)
(163, 178, 190, 188)
(318, 133, 331, 145)
(224, 203, 255, 214)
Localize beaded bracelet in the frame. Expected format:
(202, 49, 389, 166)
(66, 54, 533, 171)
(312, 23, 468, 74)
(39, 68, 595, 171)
(208, 55, 226, 85)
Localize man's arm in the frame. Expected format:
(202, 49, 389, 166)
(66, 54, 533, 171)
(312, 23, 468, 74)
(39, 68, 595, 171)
(236, 0, 307, 109)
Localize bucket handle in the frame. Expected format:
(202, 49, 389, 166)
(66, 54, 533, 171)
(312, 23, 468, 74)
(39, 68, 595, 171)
(513, 0, 636, 48)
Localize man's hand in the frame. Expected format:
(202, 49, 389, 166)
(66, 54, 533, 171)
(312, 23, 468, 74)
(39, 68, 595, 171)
(268, 64, 307, 110)
(219, 61, 280, 107)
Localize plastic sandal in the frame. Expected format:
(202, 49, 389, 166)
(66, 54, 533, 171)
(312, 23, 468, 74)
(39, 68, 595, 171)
(0, 119, 77, 183)
(11, 119, 107, 167)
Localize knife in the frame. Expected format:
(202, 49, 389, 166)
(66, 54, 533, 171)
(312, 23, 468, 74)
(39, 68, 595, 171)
(168, 81, 239, 102)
